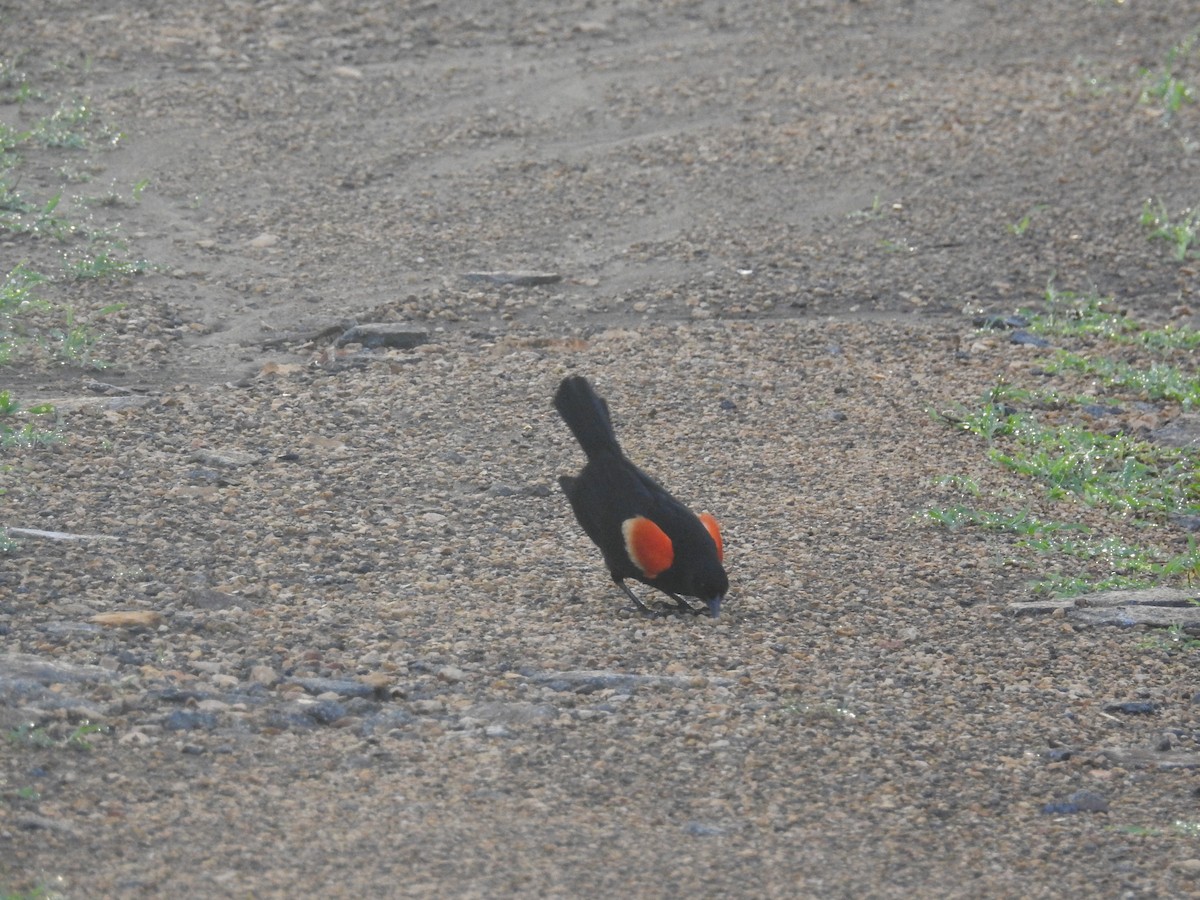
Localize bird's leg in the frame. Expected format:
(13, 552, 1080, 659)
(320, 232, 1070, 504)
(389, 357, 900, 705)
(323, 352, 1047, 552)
(616, 581, 663, 617)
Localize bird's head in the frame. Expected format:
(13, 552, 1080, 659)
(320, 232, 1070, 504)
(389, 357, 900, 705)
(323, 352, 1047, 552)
(691, 560, 728, 619)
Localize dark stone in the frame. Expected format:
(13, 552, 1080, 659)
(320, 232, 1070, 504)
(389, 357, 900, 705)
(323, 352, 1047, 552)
(264, 709, 317, 731)
(287, 676, 375, 698)
(1081, 404, 1122, 417)
(0, 653, 115, 685)
(186, 467, 223, 484)
(462, 271, 562, 287)
(1042, 790, 1109, 815)
(335, 323, 429, 350)
(182, 588, 247, 610)
(163, 709, 219, 732)
(974, 314, 1029, 330)
(1152, 413, 1200, 449)
(152, 688, 211, 704)
(1010, 330, 1050, 347)
(1009, 589, 1200, 632)
(305, 699, 348, 725)
(358, 709, 418, 737)
(682, 821, 726, 836)
(1104, 701, 1159, 715)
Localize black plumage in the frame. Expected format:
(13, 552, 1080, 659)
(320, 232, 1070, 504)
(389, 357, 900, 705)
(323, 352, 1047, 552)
(554, 376, 728, 617)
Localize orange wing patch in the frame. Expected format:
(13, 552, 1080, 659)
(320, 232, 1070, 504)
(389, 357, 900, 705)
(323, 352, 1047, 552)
(699, 513, 723, 562)
(622, 516, 674, 578)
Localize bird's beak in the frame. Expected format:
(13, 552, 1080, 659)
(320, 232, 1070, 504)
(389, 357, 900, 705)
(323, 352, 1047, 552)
(706, 595, 723, 619)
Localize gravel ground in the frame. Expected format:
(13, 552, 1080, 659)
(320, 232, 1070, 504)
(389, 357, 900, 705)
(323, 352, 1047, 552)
(4, 1, 1200, 897)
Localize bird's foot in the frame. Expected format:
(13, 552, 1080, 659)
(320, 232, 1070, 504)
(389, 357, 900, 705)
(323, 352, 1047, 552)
(616, 583, 714, 618)
(617, 582, 667, 618)
(663, 592, 707, 616)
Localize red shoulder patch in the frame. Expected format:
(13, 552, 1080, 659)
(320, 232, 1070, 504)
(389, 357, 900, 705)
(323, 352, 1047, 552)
(698, 512, 723, 562)
(621, 516, 674, 578)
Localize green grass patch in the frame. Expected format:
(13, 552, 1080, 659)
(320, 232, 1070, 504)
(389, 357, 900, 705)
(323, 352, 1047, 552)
(1138, 624, 1200, 654)
(34, 98, 120, 150)
(0, 61, 152, 556)
(1007, 204, 1047, 238)
(0, 390, 56, 450)
(5, 722, 102, 752)
(0, 390, 57, 552)
(1043, 352, 1200, 408)
(930, 287, 1200, 597)
(924, 504, 1084, 537)
(1110, 819, 1200, 838)
(1138, 31, 1198, 124)
(0, 64, 153, 373)
(1026, 283, 1200, 349)
(988, 422, 1196, 515)
(1140, 199, 1199, 261)
(0, 264, 48, 316)
(1, 886, 56, 900)
(65, 248, 149, 281)
(0, 263, 122, 369)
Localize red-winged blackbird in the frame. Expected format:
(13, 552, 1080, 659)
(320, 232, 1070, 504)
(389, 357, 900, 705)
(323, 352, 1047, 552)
(554, 375, 728, 617)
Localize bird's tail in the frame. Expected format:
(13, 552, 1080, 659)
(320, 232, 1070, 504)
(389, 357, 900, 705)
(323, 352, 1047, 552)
(554, 376, 621, 459)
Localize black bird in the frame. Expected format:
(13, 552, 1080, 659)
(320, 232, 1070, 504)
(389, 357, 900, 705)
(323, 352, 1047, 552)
(554, 375, 728, 617)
